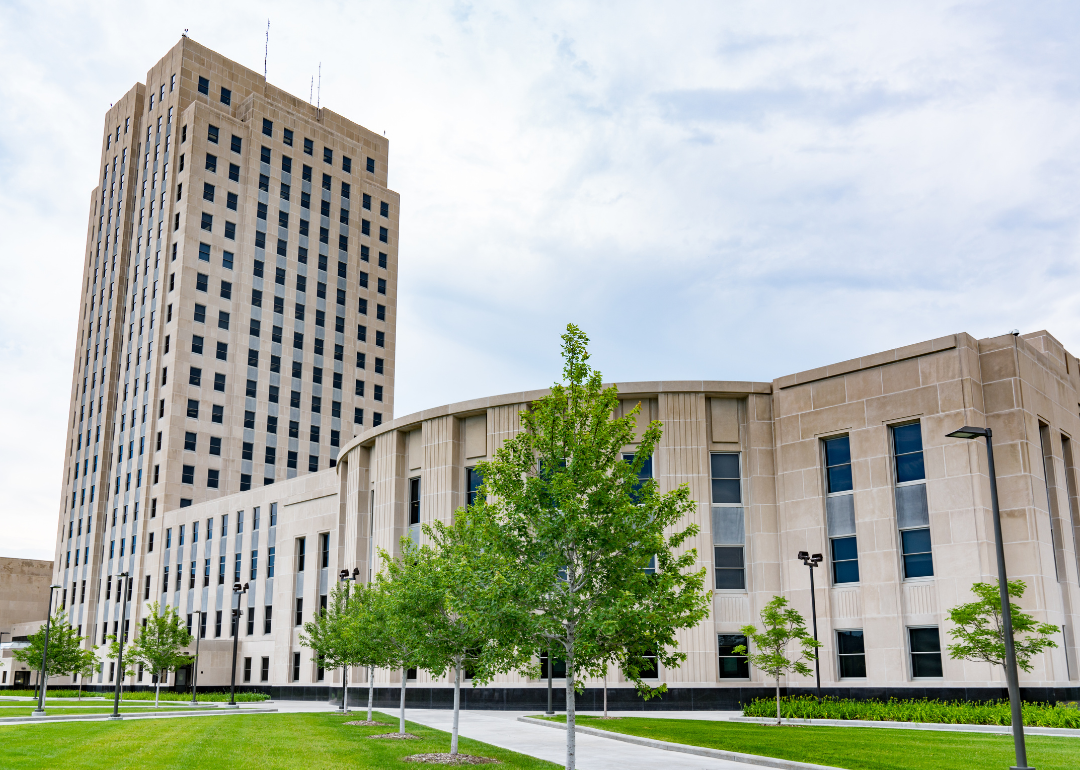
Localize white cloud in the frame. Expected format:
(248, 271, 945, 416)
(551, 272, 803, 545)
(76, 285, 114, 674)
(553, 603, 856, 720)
(2, 0, 1079, 558)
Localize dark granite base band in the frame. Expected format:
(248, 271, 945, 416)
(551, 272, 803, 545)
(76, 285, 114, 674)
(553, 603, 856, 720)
(5, 684, 1078, 710)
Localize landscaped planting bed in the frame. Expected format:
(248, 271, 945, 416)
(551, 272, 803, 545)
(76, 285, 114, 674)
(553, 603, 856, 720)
(743, 696, 1080, 728)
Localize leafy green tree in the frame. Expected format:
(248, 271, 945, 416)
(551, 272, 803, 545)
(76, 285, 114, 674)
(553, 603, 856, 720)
(477, 325, 710, 770)
(73, 647, 100, 700)
(374, 549, 440, 735)
(737, 596, 820, 725)
(301, 580, 387, 716)
(106, 633, 136, 694)
(124, 602, 194, 706)
(12, 610, 84, 700)
(947, 580, 1058, 673)
(391, 523, 532, 756)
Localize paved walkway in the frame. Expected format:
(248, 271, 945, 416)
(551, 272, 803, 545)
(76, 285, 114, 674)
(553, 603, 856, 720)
(400, 708, 770, 770)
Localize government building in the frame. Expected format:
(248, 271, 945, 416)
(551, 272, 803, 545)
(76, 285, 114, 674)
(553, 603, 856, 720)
(39, 39, 1080, 708)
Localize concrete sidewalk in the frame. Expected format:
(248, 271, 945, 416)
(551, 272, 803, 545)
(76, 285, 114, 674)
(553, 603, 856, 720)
(401, 708, 802, 770)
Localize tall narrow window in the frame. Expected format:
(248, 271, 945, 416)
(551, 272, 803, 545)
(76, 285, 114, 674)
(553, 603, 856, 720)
(1060, 435, 1080, 586)
(836, 630, 866, 678)
(624, 453, 656, 573)
(466, 467, 483, 507)
(1039, 423, 1064, 581)
(908, 626, 943, 678)
(295, 597, 303, 626)
(824, 436, 859, 584)
(711, 453, 744, 589)
(297, 537, 306, 572)
(717, 634, 749, 678)
(408, 477, 421, 543)
(319, 532, 330, 569)
(893, 422, 933, 579)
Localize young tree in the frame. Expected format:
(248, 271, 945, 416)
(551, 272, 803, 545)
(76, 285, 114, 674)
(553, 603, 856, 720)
(391, 523, 532, 756)
(477, 325, 710, 770)
(124, 602, 194, 706)
(947, 580, 1058, 673)
(370, 566, 430, 735)
(12, 610, 84, 701)
(73, 648, 100, 701)
(737, 596, 820, 725)
(105, 634, 136, 695)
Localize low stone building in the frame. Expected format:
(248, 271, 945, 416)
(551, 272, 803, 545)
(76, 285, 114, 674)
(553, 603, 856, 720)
(62, 331, 1080, 706)
(0, 558, 54, 688)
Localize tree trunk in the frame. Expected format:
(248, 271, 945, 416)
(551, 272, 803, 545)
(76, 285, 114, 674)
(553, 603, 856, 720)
(78, 677, 83, 701)
(565, 650, 576, 770)
(399, 667, 407, 734)
(42, 674, 50, 705)
(156, 676, 161, 707)
(451, 658, 462, 756)
(775, 675, 781, 726)
(367, 664, 374, 722)
(603, 666, 608, 718)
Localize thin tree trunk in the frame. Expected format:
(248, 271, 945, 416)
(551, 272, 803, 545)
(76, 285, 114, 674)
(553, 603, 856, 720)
(775, 675, 781, 726)
(42, 674, 49, 705)
(156, 676, 161, 707)
(367, 664, 374, 722)
(565, 651, 576, 770)
(451, 658, 461, 756)
(399, 667, 407, 734)
(603, 666, 608, 718)
(78, 678, 83, 701)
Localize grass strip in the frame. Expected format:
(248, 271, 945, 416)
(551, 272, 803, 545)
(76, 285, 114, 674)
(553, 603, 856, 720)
(0, 710, 560, 769)
(538, 714, 1080, 770)
(745, 696, 1080, 728)
(0, 689, 269, 702)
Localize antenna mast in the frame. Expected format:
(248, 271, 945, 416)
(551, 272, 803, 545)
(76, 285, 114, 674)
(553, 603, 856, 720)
(317, 62, 321, 109)
(264, 19, 269, 78)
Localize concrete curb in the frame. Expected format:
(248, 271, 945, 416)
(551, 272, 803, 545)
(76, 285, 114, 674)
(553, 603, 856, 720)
(0, 707, 278, 725)
(517, 716, 842, 770)
(729, 716, 1080, 737)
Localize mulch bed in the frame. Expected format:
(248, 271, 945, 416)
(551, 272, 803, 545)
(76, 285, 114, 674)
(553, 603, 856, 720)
(345, 720, 392, 726)
(404, 754, 501, 765)
(368, 732, 421, 739)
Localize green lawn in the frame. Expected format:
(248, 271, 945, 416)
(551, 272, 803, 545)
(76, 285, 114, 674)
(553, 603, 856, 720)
(539, 715, 1080, 770)
(0, 706, 208, 717)
(0, 711, 560, 769)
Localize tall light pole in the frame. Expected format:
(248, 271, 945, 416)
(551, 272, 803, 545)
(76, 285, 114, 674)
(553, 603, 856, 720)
(190, 610, 204, 706)
(338, 568, 357, 713)
(32, 584, 62, 716)
(227, 582, 249, 708)
(797, 552, 823, 700)
(109, 573, 132, 720)
(946, 426, 1032, 770)
(544, 643, 555, 716)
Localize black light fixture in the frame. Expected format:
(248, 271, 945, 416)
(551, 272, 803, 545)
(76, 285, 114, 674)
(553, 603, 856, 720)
(797, 552, 824, 700)
(338, 568, 359, 713)
(190, 610, 204, 707)
(946, 425, 1032, 770)
(228, 582, 249, 708)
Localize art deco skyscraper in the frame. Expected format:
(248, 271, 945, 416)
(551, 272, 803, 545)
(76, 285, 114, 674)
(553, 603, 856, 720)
(54, 38, 398, 637)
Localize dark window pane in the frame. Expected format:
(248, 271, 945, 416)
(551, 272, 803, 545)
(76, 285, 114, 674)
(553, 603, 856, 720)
(911, 652, 943, 678)
(713, 546, 744, 569)
(893, 423, 923, 456)
(827, 464, 853, 494)
(903, 551, 935, 579)
(824, 436, 851, 467)
(895, 453, 926, 484)
(836, 629, 864, 655)
(710, 453, 740, 479)
(838, 653, 867, 678)
(711, 478, 741, 505)
(831, 536, 859, 561)
(901, 528, 933, 554)
(909, 627, 941, 653)
(717, 635, 749, 678)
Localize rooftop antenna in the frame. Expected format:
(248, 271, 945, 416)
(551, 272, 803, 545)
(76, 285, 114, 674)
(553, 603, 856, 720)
(183, 29, 188, 38)
(310, 77, 313, 104)
(317, 62, 321, 110)
(264, 19, 269, 78)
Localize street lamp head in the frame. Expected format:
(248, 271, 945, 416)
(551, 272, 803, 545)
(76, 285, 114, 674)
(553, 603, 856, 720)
(947, 426, 989, 440)
(243, 582, 250, 592)
(811, 553, 823, 564)
(233, 582, 242, 592)
(797, 551, 809, 561)
(351, 567, 360, 578)
(339, 569, 350, 580)
(49, 584, 62, 590)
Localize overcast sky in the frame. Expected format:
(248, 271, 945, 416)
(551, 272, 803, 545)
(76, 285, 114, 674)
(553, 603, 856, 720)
(2, 1, 1079, 559)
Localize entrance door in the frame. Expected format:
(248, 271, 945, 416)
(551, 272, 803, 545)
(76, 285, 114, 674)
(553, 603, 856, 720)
(13, 671, 30, 687)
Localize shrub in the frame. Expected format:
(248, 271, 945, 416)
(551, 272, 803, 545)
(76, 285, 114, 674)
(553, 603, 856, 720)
(743, 696, 1080, 728)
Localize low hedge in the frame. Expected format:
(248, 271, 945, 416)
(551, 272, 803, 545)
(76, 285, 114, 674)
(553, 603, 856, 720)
(0, 689, 269, 703)
(743, 696, 1080, 728)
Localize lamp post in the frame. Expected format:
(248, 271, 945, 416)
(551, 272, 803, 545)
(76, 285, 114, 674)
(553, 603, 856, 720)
(946, 426, 1032, 770)
(32, 584, 62, 716)
(190, 610, 204, 707)
(797, 552, 824, 700)
(228, 582, 249, 708)
(109, 573, 132, 720)
(338, 569, 354, 713)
